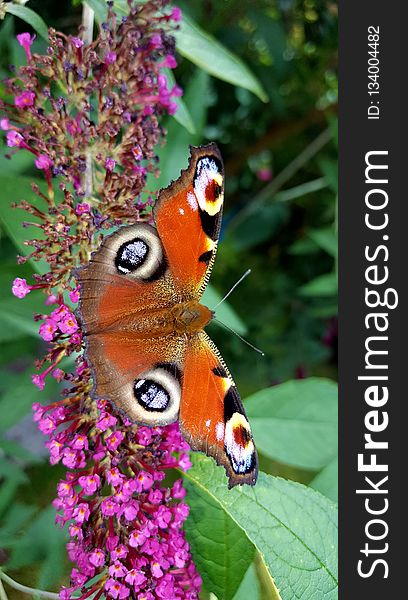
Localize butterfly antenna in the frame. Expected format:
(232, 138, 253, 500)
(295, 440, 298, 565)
(212, 269, 252, 310)
(212, 318, 265, 356)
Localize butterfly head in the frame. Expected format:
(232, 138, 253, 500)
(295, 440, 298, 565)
(171, 300, 213, 335)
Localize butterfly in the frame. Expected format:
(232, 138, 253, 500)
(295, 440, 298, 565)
(76, 143, 258, 487)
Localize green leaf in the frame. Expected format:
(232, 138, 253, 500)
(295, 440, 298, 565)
(231, 204, 290, 250)
(232, 563, 261, 600)
(183, 456, 338, 600)
(0, 262, 46, 341)
(318, 157, 338, 193)
(0, 366, 58, 432)
(0, 296, 45, 341)
(0, 174, 50, 274)
(299, 272, 338, 297)
(245, 378, 338, 470)
(5, 5, 49, 41)
(164, 68, 196, 134)
(310, 457, 338, 503)
(0, 437, 41, 463)
(308, 227, 337, 257)
(0, 151, 34, 176)
(0, 503, 37, 547)
(147, 68, 210, 193)
(175, 15, 268, 102)
(86, 0, 129, 23)
(185, 482, 255, 600)
(7, 505, 67, 584)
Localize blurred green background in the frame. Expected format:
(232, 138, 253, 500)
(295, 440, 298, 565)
(0, 1, 338, 598)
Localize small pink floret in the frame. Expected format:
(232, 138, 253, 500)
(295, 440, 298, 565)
(35, 154, 53, 170)
(71, 37, 84, 49)
(256, 167, 273, 182)
(12, 277, 31, 298)
(6, 130, 24, 148)
(105, 157, 116, 172)
(75, 202, 91, 216)
(59, 313, 79, 334)
(171, 7, 182, 21)
(39, 319, 58, 341)
(32, 374, 45, 391)
(69, 288, 80, 303)
(15, 90, 35, 109)
(17, 32, 35, 60)
(162, 55, 177, 69)
(105, 51, 117, 64)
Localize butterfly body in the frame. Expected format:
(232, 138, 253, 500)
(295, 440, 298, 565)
(77, 144, 258, 487)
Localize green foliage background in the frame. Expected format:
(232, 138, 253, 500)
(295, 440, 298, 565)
(0, 1, 338, 599)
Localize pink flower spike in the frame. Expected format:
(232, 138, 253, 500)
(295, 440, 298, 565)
(12, 277, 31, 298)
(17, 33, 35, 60)
(14, 90, 35, 109)
(0, 118, 10, 130)
(35, 154, 53, 171)
(171, 6, 182, 21)
(6, 130, 24, 148)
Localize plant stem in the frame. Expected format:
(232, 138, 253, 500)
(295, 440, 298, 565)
(274, 177, 327, 203)
(0, 577, 9, 600)
(0, 572, 59, 600)
(82, 3, 95, 46)
(82, 3, 95, 199)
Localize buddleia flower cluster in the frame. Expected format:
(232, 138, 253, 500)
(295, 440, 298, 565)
(1, 2, 202, 598)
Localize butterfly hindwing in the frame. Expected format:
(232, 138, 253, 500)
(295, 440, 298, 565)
(153, 143, 224, 299)
(179, 332, 258, 487)
(76, 224, 186, 426)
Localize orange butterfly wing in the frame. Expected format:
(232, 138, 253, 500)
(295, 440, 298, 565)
(179, 332, 258, 487)
(76, 144, 258, 487)
(76, 224, 186, 425)
(153, 143, 224, 299)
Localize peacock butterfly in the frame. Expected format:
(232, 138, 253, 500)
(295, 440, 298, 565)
(76, 143, 258, 487)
